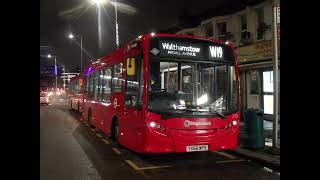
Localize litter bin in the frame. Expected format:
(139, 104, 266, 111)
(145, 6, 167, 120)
(243, 108, 265, 149)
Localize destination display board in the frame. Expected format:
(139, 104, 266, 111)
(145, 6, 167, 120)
(149, 37, 234, 62)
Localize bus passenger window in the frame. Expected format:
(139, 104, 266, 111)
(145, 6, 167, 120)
(101, 67, 112, 102)
(89, 74, 94, 99)
(94, 71, 100, 101)
(112, 64, 123, 92)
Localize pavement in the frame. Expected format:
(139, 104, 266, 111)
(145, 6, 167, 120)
(233, 121, 280, 171)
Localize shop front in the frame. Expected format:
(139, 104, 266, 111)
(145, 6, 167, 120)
(237, 40, 279, 121)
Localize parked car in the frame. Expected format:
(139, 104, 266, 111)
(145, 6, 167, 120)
(40, 92, 50, 105)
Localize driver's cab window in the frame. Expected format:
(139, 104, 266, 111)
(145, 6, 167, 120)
(150, 62, 178, 93)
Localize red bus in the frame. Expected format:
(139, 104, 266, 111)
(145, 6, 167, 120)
(81, 33, 240, 153)
(68, 74, 84, 112)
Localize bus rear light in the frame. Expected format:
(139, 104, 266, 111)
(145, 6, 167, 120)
(232, 120, 237, 126)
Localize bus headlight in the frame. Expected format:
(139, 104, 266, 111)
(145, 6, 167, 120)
(232, 120, 237, 125)
(225, 120, 238, 129)
(149, 122, 156, 128)
(147, 120, 170, 136)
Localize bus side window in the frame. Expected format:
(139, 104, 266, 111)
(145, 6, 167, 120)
(94, 71, 100, 101)
(89, 74, 94, 99)
(101, 67, 111, 102)
(83, 78, 87, 93)
(112, 64, 123, 93)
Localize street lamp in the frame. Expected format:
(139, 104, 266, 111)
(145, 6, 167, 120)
(68, 34, 74, 39)
(47, 54, 58, 93)
(90, 0, 108, 5)
(91, 0, 119, 48)
(68, 33, 83, 72)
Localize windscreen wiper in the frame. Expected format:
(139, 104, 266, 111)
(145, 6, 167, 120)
(181, 106, 226, 119)
(209, 108, 226, 119)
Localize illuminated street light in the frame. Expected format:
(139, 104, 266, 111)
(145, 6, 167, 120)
(47, 54, 58, 92)
(151, 32, 155, 37)
(90, 0, 119, 48)
(90, 0, 108, 6)
(68, 34, 74, 39)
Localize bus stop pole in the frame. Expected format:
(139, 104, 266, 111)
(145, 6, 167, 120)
(272, 2, 279, 149)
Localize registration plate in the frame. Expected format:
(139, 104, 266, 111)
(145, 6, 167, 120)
(186, 145, 208, 152)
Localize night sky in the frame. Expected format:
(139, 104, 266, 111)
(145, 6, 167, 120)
(40, 0, 237, 71)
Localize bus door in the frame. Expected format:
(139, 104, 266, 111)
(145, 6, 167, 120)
(120, 56, 144, 149)
(111, 63, 124, 129)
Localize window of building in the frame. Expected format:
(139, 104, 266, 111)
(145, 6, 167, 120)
(250, 71, 259, 94)
(263, 71, 273, 114)
(112, 64, 123, 92)
(257, 7, 265, 40)
(240, 14, 247, 31)
(217, 22, 227, 40)
(203, 22, 213, 37)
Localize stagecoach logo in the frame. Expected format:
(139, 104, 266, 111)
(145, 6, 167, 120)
(183, 120, 212, 127)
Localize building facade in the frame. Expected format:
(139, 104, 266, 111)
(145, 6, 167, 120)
(176, 0, 280, 121)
